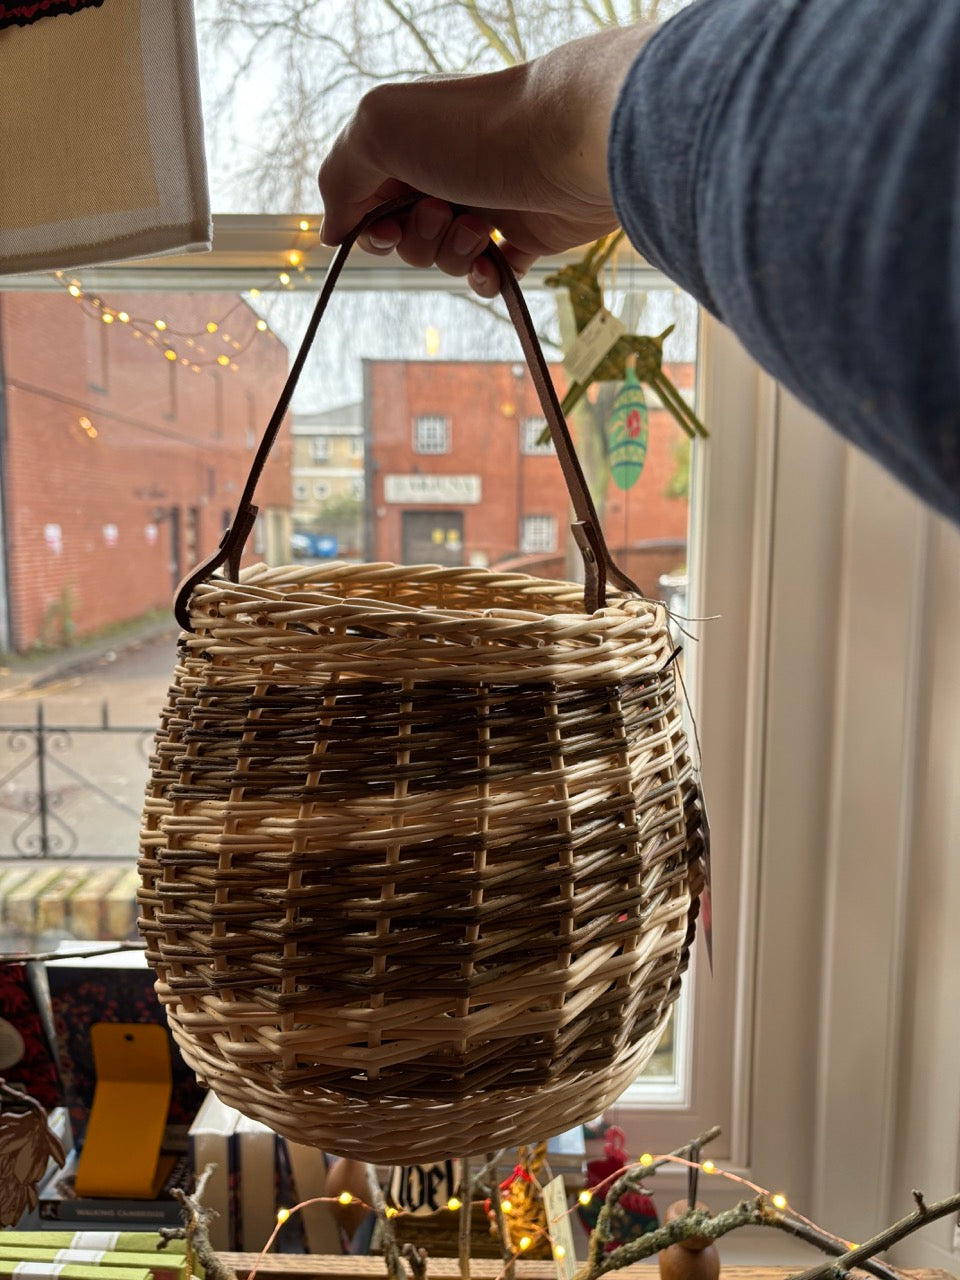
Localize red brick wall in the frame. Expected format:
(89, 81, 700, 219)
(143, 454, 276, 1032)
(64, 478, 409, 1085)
(366, 359, 692, 587)
(0, 290, 289, 652)
(367, 360, 571, 567)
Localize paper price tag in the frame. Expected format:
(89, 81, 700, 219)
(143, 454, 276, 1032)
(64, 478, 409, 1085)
(542, 1174, 577, 1280)
(563, 308, 626, 386)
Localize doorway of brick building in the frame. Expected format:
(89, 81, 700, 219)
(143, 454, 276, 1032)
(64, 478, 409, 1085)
(402, 510, 465, 566)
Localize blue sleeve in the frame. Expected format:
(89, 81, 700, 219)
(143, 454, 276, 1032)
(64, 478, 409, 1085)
(608, 0, 960, 525)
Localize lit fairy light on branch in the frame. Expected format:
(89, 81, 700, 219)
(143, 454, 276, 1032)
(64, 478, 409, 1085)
(147, 1141, 960, 1280)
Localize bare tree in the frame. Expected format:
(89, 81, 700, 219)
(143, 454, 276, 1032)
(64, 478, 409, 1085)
(196, 0, 684, 210)
(196, 0, 693, 563)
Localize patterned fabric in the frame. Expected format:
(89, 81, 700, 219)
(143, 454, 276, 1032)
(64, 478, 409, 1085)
(0, 0, 104, 30)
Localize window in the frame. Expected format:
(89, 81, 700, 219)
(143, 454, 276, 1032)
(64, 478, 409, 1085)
(293, 481, 308, 501)
(352, 478, 364, 499)
(520, 416, 554, 454)
(350, 438, 364, 459)
(520, 515, 556, 553)
(310, 436, 330, 463)
(413, 414, 450, 454)
(313, 480, 329, 499)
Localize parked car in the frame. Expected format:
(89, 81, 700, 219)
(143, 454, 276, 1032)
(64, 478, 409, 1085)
(291, 531, 339, 559)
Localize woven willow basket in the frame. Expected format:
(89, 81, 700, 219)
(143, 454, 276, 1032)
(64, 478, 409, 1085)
(137, 198, 708, 1164)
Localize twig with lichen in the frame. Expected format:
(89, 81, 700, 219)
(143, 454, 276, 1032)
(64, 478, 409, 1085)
(584, 1125, 721, 1270)
(785, 1190, 960, 1280)
(171, 1164, 237, 1280)
(366, 1161, 407, 1280)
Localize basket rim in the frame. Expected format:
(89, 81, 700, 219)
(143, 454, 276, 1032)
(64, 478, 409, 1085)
(188, 559, 668, 633)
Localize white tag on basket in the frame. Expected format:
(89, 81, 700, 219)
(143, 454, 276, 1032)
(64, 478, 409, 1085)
(543, 1174, 577, 1280)
(563, 308, 626, 385)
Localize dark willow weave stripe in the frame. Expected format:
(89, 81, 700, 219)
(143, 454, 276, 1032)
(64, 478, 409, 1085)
(139, 561, 705, 1163)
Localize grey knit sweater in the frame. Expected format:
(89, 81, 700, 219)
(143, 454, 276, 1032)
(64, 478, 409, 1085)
(608, 0, 960, 524)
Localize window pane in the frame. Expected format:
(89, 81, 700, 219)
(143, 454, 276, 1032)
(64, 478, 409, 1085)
(195, 1, 692, 214)
(0, 268, 700, 1114)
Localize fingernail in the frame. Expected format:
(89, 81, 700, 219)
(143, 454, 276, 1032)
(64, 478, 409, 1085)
(469, 263, 488, 290)
(452, 224, 484, 256)
(368, 232, 397, 250)
(416, 204, 448, 239)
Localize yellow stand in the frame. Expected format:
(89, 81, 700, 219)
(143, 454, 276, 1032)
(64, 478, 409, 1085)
(74, 1022, 174, 1198)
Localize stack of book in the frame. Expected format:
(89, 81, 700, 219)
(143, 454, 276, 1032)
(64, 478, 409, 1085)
(185, 1092, 342, 1254)
(0, 1231, 185, 1280)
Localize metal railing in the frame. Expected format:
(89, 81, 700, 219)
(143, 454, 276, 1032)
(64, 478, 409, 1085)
(0, 703, 153, 859)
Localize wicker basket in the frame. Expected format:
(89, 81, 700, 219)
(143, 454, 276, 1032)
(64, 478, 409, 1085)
(137, 198, 707, 1164)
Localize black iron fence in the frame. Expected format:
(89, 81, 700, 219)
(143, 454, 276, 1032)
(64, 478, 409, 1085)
(0, 703, 153, 859)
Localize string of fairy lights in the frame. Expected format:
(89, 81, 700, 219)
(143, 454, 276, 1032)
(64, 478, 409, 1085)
(242, 1149, 845, 1280)
(49, 216, 323, 377)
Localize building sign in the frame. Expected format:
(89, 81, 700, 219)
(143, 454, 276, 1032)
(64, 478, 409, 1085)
(384, 474, 481, 505)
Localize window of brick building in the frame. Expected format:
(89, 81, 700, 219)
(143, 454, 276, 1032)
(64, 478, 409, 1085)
(412, 414, 450, 454)
(520, 514, 557, 553)
(520, 416, 554, 455)
(310, 437, 330, 463)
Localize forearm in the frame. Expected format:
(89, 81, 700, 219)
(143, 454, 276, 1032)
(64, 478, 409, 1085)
(610, 0, 960, 523)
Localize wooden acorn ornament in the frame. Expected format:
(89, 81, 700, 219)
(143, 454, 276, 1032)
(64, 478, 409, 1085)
(658, 1199, 720, 1280)
(325, 1156, 373, 1239)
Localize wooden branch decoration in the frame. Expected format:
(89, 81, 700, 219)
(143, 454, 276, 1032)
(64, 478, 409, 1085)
(458, 1155, 472, 1280)
(366, 1160, 408, 1280)
(171, 1164, 238, 1280)
(786, 1190, 960, 1280)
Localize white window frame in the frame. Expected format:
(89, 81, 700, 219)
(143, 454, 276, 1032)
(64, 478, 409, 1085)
(293, 480, 308, 501)
(313, 479, 330, 500)
(5, 234, 957, 1248)
(310, 436, 330, 463)
(520, 415, 554, 455)
(413, 414, 450, 455)
(520, 514, 556, 554)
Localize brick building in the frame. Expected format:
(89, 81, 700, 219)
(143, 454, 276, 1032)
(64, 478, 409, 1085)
(363, 359, 692, 594)
(291, 402, 364, 558)
(0, 289, 291, 653)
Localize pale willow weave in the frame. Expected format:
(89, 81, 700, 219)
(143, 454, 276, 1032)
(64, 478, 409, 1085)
(138, 561, 706, 1162)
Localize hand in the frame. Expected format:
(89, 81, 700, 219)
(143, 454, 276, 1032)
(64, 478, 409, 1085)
(318, 25, 654, 297)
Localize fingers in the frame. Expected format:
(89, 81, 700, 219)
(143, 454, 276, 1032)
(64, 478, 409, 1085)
(358, 197, 499, 281)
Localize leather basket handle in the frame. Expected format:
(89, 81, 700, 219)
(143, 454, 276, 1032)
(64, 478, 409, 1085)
(174, 193, 642, 630)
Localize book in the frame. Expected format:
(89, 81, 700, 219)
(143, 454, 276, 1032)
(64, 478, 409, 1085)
(68, 866, 124, 939)
(281, 1138, 342, 1254)
(42, 944, 206, 1150)
(0, 1231, 185, 1255)
(104, 868, 140, 941)
(235, 1112, 278, 1252)
(188, 1091, 240, 1253)
(0, 1264, 151, 1280)
(37, 1148, 192, 1228)
(0, 1247, 184, 1280)
(35, 865, 97, 937)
